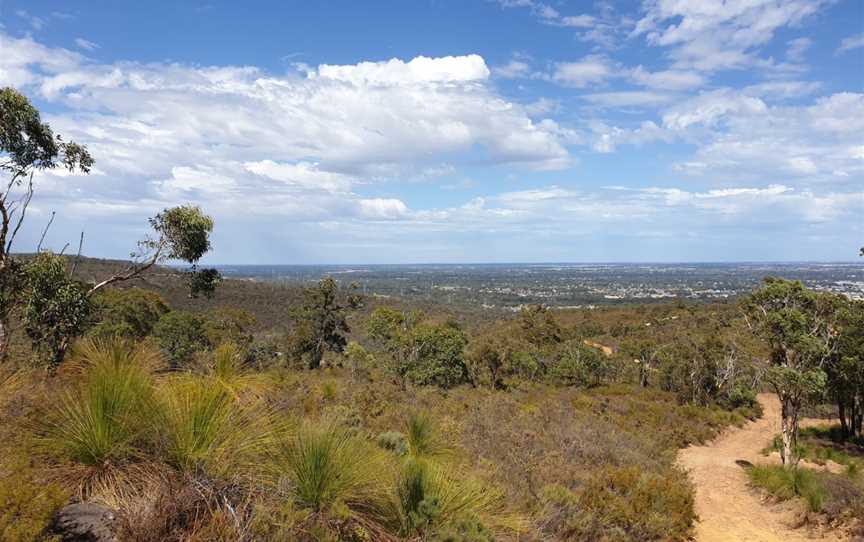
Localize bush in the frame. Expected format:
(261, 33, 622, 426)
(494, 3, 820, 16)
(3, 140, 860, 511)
(88, 287, 169, 340)
(549, 342, 610, 387)
(156, 378, 252, 474)
(40, 340, 156, 469)
(270, 422, 391, 516)
(152, 311, 210, 368)
(549, 466, 696, 541)
(748, 465, 826, 512)
(0, 455, 68, 542)
(404, 324, 470, 388)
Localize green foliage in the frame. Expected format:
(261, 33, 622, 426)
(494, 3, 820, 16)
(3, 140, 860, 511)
(344, 341, 374, 379)
(41, 340, 156, 467)
(826, 299, 864, 440)
(745, 278, 839, 465)
(88, 287, 169, 340)
(288, 277, 357, 369)
(518, 304, 562, 347)
(405, 323, 470, 388)
(271, 422, 390, 514)
(377, 431, 408, 456)
(550, 466, 696, 541)
(22, 252, 92, 365)
(549, 341, 610, 387)
(0, 86, 93, 175)
(748, 465, 826, 512)
(368, 308, 471, 388)
(468, 329, 540, 389)
(0, 456, 68, 542)
(156, 377, 256, 474)
(152, 310, 210, 368)
(202, 306, 256, 348)
(148, 205, 214, 264)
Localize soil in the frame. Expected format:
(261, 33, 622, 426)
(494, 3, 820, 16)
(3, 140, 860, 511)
(678, 393, 844, 542)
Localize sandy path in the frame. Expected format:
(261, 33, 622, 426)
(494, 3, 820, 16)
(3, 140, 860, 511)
(677, 393, 838, 542)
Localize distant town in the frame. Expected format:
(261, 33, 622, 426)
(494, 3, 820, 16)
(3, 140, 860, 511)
(216, 262, 864, 309)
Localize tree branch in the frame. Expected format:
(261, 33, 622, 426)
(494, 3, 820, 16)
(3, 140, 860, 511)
(5, 172, 34, 255)
(87, 241, 164, 296)
(36, 211, 56, 252)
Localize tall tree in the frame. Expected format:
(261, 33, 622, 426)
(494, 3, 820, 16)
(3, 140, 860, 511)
(744, 278, 837, 467)
(288, 277, 359, 369)
(827, 299, 864, 439)
(0, 87, 92, 359)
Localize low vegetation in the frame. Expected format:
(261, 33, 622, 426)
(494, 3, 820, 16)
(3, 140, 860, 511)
(0, 87, 861, 541)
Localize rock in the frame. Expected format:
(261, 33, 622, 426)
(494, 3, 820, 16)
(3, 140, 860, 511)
(52, 503, 117, 542)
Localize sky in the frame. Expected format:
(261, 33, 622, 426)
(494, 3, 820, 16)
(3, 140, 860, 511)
(0, 0, 862, 264)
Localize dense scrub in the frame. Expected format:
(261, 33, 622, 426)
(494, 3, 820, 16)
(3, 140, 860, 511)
(0, 338, 750, 541)
(3, 264, 862, 540)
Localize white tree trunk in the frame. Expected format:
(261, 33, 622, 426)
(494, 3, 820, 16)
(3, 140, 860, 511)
(780, 396, 800, 468)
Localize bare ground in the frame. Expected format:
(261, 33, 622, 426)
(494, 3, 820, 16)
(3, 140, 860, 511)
(678, 393, 843, 542)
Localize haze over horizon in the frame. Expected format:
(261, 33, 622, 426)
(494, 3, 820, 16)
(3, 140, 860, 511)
(2, 0, 862, 264)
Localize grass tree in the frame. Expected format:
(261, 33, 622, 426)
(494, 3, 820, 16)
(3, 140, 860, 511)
(744, 277, 838, 467)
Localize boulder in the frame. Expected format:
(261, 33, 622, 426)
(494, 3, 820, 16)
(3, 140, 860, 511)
(52, 503, 117, 542)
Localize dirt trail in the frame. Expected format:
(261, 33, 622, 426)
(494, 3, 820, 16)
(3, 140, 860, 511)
(678, 393, 839, 542)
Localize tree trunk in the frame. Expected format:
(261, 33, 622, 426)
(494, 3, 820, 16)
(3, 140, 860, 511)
(854, 394, 863, 438)
(838, 398, 849, 439)
(639, 362, 648, 387)
(52, 336, 71, 368)
(780, 396, 800, 468)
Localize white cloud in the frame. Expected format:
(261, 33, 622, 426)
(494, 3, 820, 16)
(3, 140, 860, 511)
(582, 91, 676, 108)
(666, 91, 864, 180)
(629, 66, 706, 90)
(244, 161, 354, 193)
(837, 33, 864, 54)
(357, 198, 409, 219)
(74, 38, 99, 51)
(662, 89, 767, 130)
(633, 0, 829, 72)
(492, 59, 531, 79)
(15, 9, 46, 30)
(786, 37, 812, 62)
(315, 54, 490, 85)
(552, 55, 613, 87)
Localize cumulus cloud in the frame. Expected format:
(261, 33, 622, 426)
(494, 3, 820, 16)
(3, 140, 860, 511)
(666, 91, 864, 180)
(632, 0, 828, 72)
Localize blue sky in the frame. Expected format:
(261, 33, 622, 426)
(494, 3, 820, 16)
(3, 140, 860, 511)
(1, 0, 862, 263)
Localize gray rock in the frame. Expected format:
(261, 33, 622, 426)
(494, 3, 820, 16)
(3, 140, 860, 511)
(52, 503, 117, 542)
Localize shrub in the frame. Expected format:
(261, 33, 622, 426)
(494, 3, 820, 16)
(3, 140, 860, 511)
(748, 465, 825, 512)
(549, 342, 609, 387)
(156, 377, 264, 475)
(152, 311, 210, 368)
(404, 324, 470, 388)
(0, 455, 68, 542)
(41, 340, 156, 468)
(391, 459, 507, 538)
(377, 431, 408, 455)
(565, 466, 696, 541)
(88, 287, 169, 340)
(270, 422, 391, 516)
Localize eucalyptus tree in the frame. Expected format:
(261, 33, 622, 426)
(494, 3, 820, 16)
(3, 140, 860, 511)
(743, 277, 838, 467)
(0, 87, 93, 359)
(289, 277, 361, 369)
(1, 87, 220, 365)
